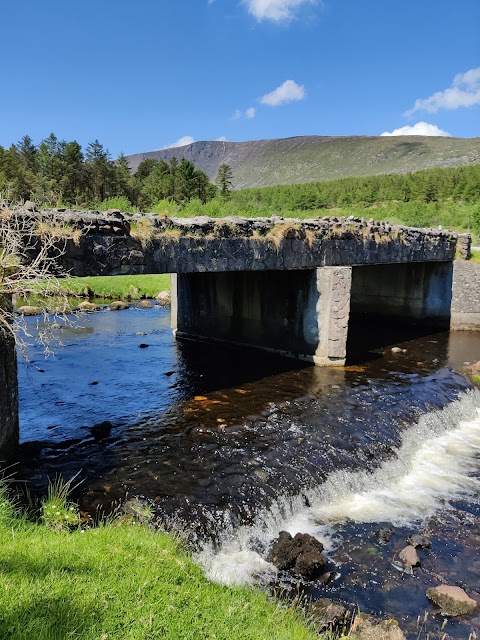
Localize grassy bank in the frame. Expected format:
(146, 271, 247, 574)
(59, 274, 171, 299)
(0, 495, 316, 640)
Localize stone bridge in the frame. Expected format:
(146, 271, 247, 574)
(0, 206, 476, 457)
(32, 208, 471, 364)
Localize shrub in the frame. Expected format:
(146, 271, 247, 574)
(98, 196, 136, 213)
(151, 199, 178, 216)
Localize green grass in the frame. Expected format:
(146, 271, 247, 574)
(0, 494, 316, 640)
(471, 249, 480, 263)
(60, 274, 171, 299)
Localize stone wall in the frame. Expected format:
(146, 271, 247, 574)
(451, 260, 480, 330)
(0, 298, 18, 458)
(6, 207, 459, 276)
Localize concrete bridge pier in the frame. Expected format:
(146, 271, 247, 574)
(171, 267, 353, 366)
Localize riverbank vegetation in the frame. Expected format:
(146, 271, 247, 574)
(59, 274, 171, 299)
(0, 481, 317, 640)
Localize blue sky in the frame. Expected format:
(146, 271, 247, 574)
(1, 0, 479, 156)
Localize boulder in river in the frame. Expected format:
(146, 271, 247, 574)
(16, 305, 42, 316)
(375, 526, 394, 545)
(267, 531, 328, 579)
(78, 301, 100, 312)
(407, 533, 431, 549)
(307, 598, 350, 634)
(426, 585, 477, 616)
(136, 300, 153, 309)
(109, 301, 130, 311)
(90, 420, 113, 441)
(399, 545, 420, 567)
(156, 291, 171, 305)
(350, 613, 406, 640)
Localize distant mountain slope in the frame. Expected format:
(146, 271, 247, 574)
(126, 136, 480, 189)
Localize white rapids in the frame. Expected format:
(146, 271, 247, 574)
(197, 389, 480, 586)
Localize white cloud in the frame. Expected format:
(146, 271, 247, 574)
(243, 0, 318, 22)
(231, 107, 256, 120)
(259, 79, 305, 106)
(381, 122, 452, 137)
(406, 67, 480, 115)
(163, 136, 195, 149)
(215, 136, 228, 141)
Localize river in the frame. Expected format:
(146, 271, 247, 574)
(12, 305, 480, 639)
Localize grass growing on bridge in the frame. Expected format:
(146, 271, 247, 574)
(0, 485, 316, 640)
(60, 274, 171, 299)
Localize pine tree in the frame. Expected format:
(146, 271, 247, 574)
(215, 164, 233, 198)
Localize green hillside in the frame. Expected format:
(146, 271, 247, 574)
(126, 135, 480, 189)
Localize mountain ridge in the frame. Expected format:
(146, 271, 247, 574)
(126, 135, 480, 189)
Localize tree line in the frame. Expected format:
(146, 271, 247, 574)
(0, 134, 225, 209)
(229, 164, 480, 213)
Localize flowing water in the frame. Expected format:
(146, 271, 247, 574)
(10, 306, 480, 638)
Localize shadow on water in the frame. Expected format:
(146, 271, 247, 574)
(346, 312, 448, 366)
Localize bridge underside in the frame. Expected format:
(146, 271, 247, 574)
(172, 262, 453, 366)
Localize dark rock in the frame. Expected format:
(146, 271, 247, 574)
(139, 343, 149, 348)
(375, 527, 394, 545)
(308, 598, 349, 633)
(407, 533, 431, 549)
(90, 420, 113, 440)
(267, 531, 328, 579)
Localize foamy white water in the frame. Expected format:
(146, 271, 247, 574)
(197, 389, 480, 586)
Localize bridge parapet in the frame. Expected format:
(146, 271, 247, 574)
(4, 206, 460, 276)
